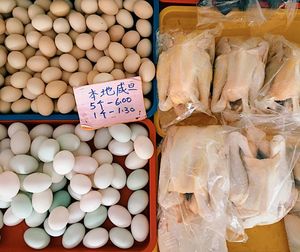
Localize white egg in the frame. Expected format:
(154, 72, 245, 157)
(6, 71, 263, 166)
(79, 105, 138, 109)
(63, 223, 86, 249)
(108, 139, 133, 156)
(111, 163, 126, 189)
(0, 199, 10, 209)
(68, 185, 82, 201)
(0, 124, 7, 141)
(11, 193, 32, 219)
(0, 171, 20, 200)
(127, 169, 149, 190)
(109, 227, 134, 249)
(8, 122, 28, 138)
(94, 128, 112, 149)
(72, 142, 92, 156)
(83, 228, 108, 249)
(44, 217, 66, 237)
(128, 190, 149, 215)
(43, 162, 64, 183)
(38, 139, 60, 162)
(48, 206, 69, 231)
(94, 163, 114, 189)
(134, 136, 154, 160)
(53, 150, 75, 175)
(74, 124, 95, 141)
(100, 187, 120, 206)
(3, 207, 23, 226)
(9, 154, 39, 174)
(73, 156, 98, 175)
(131, 214, 149, 242)
(32, 189, 53, 214)
(92, 149, 113, 165)
(52, 124, 75, 139)
(29, 124, 53, 139)
(130, 123, 148, 141)
(25, 210, 47, 228)
(80, 191, 102, 213)
(0, 149, 14, 171)
(30, 136, 47, 159)
(68, 202, 85, 224)
(108, 124, 131, 143)
(108, 205, 131, 228)
(10, 131, 31, 155)
(23, 173, 52, 193)
(0, 138, 10, 151)
(125, 151, 148, 170)
(57, 133, 80, 151)
(70, 174, 92, 195)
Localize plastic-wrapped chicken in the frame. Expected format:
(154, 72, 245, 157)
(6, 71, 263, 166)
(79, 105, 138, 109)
(158, 125, 242, 252)
(157, 29, 217, 116)
(211, 37, 269, 120)
(255, 35, 300, 113)
(228, 127, 298, 228)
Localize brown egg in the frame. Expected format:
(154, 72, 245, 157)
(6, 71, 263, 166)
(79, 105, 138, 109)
(27, 55, 49, 72)
(41, 67, 62, 83)
(55, 33, 73, 53)
(68, 11, 86, 33)
(11, 99, 31, 113)
(86, 15, 108, 32)
(6, 18, 24, 34)
(23, 88, 38, 100)
(108, 42, 126, 63)
(94, 31, 110, 51)
(45, 80, 68, 98)
(7, 51, 26, 70)
(28, 4, 45, 20)
(122, 30, 140, 48)
(87, 70, 99, 84)
(70, 46, 85, 59)
(0, 100, 11, 113)
(111, 69, 125, 80)
(0, 86, 22, 103)
(137, 39, 152, 58)
(116, 9, 133, 29)
(35, 0, 52, 11)
(136, 19, 152, 38)
(36, 94, 54, 116)
(5, 34, 27, 51)
(96, 56, 114, 73)
(86, 48, 103, 63)
(69, 72, 87, 87)
(76, 33, 93, 50)
(53, 18, 70, 33)
(78, 58, 93, 73)
(59, 54, 78, 72)
(31, 99, 38, 113)
(108, 25, 125, 43)
(26, 31, 42, 49)
(138, 60, 155, 82)
(114, 0, 123, 8)
(98, 0, 119, 15)
(123, 0, 138, 11)
(10, 71, 31, 88)
(80, 0, 98, 14)
(12, 7, 30, 24)
(133, 0, 153, 19)
(101, 14, 116, 28)
(27, 77, 45, 95)
(57, 93, 75, 114)
(50, 0, 71, 17)
(93, 73, 114, 84)
(32, 14, 53, 32)
(123, 53, 141, 74)
(39, 36, 56, 57)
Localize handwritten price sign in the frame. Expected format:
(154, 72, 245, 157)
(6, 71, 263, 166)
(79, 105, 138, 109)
(74, 77, 146, 129)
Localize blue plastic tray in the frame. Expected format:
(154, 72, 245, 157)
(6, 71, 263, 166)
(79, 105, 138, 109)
(0, 0, 158, 121)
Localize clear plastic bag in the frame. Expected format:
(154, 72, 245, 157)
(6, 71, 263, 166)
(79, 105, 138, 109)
(157, 27, 221, 129)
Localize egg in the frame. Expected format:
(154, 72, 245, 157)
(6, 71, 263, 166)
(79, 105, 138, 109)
(134, 135, 154, 160)
(44, 217, 66, 237)
(53, 150, 75, 175)
(11, 193, 32, 219)
(108, 124, 132, 143)
(55, 33, 73, 53)
(53, 18, 70, 33)
(137, 39, 152, 57)
(63, 223, 85, 249)
(28, 5, 44, 20)
(131, 214, 149, 242)
(74, 124, 95, 141)
(53, 124, 75, 139)
(138, 60, 155, 82)
(8, 122, 28, 137)
(32, 189, 53, 214)
(83, 228, 108, 249)
(68, 185, 82, 201)
(108, 25, 125, 42)
(76, 33, 93, 50)
(10, 72, 31, 89)
(109, 227, 134, 249)
(125, 151, 148, 170)
(6, 18, 24, 34)
(59, 54, 78, 72)
(108, 140, 133, 156)
(30, 136, 47, 159)
(24, 228, 50, 249)
(36, 94, 54, 116)
(50, 0, 70, 16)
(51, 177, 67, 192)
(0, 0, 16, 13)
(80, 190, 102, 212)
(13, 98, 31, 112)
(86, 15, 108, 32)
(133, 0, 153, 19)
(3, 207, 23, 226)
(127, 169, 149, 190)
(68, 11, 86, 33)
(9, 155, 39, 174)
(100, 187, 120, 206)
(128, 190, 149, 215)
(23, 173, 52, 193)
(94, 128, 112, 149)
(93, 73, 114, 83)
(123, 0, 138, 11)
(72, 142, 92, 156)
(32, 14, 53, 32)
(78, 58, 93, 73)
(26, 78, 45, 96)
(96, 56, 114, 73)
(80, 0, 98, 14)
(10, 130, 31, 155)
(38, 36, 56, 57)
(102, 14, 116, 28)
(7, 51, 26, 69)
(92, 149, 113, 165)
(0, 138, 10, 150)
(122, 30, 140, 49)
(108, 42, 127, 63)
(111, 163, 126, 189)
(50, 190, 71, 211)
(98, 0, 119, 15)
(38, 138, 60, 162)
(108, 205, 131, 228)
(25, 210, 47, 228)
(27, 55, 49, 72)
(43, 162, 64, 183)
(48, 206, 69, 231)
(70, 174, 92, 195)
(94, 163, 114, 189)
(116, 9, 134, 29)
(68, 202, 85, 224)
(5, 34, 27, 51)
(29, 124, 53, 139)
(0, 86, 22, 102)
(57, 93, 76, 114)
(73, 156, 98, 175)
(130, 124, 148, 141)
(40, 67, 61, 84)
(84, 205, 107, 229)
(142, 81, 152, 95)
(45, 80, 67, 99)
(56, 133, 80, 151)
(124, 53, 141, 74)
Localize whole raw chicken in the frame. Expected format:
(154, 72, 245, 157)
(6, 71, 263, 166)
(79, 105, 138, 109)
(255, 35, 300, 112)
(157, 29, 216, 113)
(211, 37, 269, 114)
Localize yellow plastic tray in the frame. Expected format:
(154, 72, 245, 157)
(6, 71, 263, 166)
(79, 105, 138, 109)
(158, 6, 297, 251)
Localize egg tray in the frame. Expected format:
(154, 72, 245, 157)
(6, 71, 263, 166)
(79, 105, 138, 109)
(0, 119, 157, 252)
(0, 0, 159, 121)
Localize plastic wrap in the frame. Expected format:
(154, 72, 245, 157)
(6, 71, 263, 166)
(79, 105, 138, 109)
(158, 122, 299, 251)
(157, 27, 221, 129)
(255, 34, 300, 113)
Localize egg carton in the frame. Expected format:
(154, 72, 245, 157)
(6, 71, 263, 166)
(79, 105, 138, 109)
(0, 119, 157, 252)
